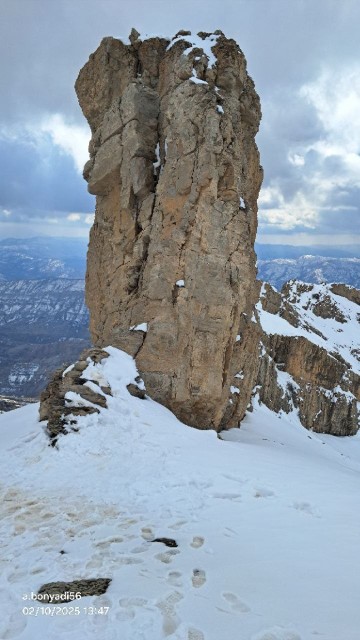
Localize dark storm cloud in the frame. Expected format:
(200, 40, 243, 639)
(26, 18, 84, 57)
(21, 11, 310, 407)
(0, 133, 93, 213)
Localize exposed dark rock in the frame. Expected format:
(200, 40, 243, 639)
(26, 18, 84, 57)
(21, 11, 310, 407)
(39, 348, 111, 441)
(152, 537, 178, 548)
(37, 578, 111, 600)
(126, 383, 146, 399)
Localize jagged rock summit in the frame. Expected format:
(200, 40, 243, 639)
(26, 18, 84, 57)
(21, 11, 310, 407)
(39, 29, 359, 439)
(74, 29, 263, 430)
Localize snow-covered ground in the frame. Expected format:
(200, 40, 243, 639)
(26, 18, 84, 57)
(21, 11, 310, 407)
(1, 347, 360, 640)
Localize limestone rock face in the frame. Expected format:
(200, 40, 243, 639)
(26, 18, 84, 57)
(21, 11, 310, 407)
(257, 281, 360, 436)
(75, 30, 263, 430)
(39, 348, 112, 442)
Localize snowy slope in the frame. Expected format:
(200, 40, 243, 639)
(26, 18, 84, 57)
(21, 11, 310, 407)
(1, 347, 360, 640)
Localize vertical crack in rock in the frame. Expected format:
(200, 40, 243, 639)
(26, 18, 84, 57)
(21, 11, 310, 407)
(75, 29, 263, 430)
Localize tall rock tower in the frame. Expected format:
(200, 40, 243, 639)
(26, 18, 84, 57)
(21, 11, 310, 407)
(75, 29, 263, 430)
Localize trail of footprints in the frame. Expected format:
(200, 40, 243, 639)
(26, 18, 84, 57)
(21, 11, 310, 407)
(114, 524, 252, 638)
(1, 488, 255, 640)
(110, 525, 208, 638)
(1, 482, 308, 639)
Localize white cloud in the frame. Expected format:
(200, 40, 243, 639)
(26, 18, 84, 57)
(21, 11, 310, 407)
(67, 213, 81, 222)
(259, 65, 360, 236)
(300, 65, 360, 185)
(39, 114, 89, 173)
(67, 212, 94, 225)
(259, 187, 318, 230)
(288, 153, 305, 167)
(0, 114, 90, 175)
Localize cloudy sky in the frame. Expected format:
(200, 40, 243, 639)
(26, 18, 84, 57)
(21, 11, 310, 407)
(0, 0, 359, 247)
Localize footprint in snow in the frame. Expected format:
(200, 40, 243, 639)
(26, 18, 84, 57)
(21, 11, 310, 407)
(192, 569, 206, 588)
(155, 549, 180, 564)
(253, 487, 275, 499)
(117, 517, 138, 530)
(156, 591, 183, 637)
(94, 536, 124, 548)
(29, 566, 47, 575)
(188, 628, 205, 640)
(218, 592, 250, 614)
(141, 526, 154, 541)
(167, 571, 183, 587)
(119, 596, 148, 608)
(7, 569, 28, 584)
(292, 501, 320, 517)
(190, 536, 204, 548)
(116, 596, 147, 622)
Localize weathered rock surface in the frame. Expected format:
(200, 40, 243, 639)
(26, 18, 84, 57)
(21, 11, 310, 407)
(40, 348, 112, 442)
(75, 30, 263, 430)
(37, 578, 111, 600)
(256, 281, 360, 436)
(39, 30, 358, 439)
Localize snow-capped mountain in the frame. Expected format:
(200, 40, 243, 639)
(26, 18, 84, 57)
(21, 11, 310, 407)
(1, 347, 360, 640)
(0, 237, 87, 281)
(257, 255, 360, 291)
(0, 279, 89, 398)
(256, 281, 360, 435)
(0, 279, 88, 328)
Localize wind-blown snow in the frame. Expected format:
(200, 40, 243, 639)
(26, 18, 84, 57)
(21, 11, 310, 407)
(1, 347, 360, 639)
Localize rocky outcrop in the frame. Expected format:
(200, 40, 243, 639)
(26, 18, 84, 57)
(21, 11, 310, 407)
(330, 283, 360, 307)
(74, 30, 263, 430)
(37, 578, 111, 600)
(40, 348, 112, 442)
(257, 281, 360, 436)
(39, 31, 358, 439)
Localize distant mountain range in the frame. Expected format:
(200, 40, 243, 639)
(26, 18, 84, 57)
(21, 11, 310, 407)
(0, 236, 87, 280)
(0, 237, 358, 400)
(257, 255, 360, 291)
(0, 278, 89, 398)
(255, 243, 360, 260)
(256, 242, 360, 290)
